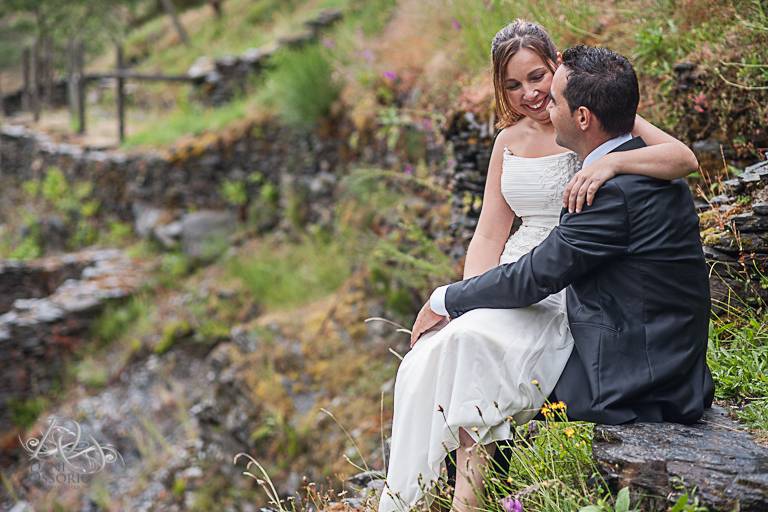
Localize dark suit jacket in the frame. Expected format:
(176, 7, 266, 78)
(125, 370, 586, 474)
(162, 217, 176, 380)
(444, 137, 714, 424)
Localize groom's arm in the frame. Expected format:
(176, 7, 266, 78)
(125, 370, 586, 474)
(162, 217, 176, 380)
(443, 180, 630, 319)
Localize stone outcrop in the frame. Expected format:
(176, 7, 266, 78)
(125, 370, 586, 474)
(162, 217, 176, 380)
(0, 248, 147, 447)
(187, 9, 343, 106)
(698, 160, 768, 309)
(593, 406, 768, 511)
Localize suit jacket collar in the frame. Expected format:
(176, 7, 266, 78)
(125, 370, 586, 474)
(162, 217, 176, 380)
(607, 136, 647, 153)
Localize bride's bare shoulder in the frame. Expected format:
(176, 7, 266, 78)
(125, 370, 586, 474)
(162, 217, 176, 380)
(495, 121, 527, 154)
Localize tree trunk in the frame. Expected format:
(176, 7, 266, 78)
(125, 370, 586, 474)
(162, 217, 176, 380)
(159, 0, 190, 46)
(209, 0, 223, 19)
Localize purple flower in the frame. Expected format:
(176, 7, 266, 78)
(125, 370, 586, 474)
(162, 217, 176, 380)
(500, 496, 523, 512)
(451, 17, 462, 30)
(361, 49, 374, 64)
(321, 37, 335, 49)
(403, 164, 414, 175)
(383, 70, 398, 81)
(421, 118, 433, 132)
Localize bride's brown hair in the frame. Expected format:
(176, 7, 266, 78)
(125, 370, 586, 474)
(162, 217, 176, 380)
(491, 19, 558, 129)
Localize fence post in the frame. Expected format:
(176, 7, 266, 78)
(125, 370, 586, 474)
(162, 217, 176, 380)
(22, 47, 30, 113)
(30, 41, 40, 122)
(116, 44, 125, 144)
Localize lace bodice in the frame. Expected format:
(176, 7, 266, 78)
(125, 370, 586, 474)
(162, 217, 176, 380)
(499, 148, 581, 264)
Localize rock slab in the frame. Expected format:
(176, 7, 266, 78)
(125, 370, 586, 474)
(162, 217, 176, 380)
(593, 406, 768, 511)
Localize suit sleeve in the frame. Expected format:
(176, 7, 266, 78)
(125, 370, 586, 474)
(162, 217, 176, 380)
(444, 180, 630, 318)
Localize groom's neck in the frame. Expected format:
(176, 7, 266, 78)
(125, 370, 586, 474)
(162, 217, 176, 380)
(576, 131, 614, 162)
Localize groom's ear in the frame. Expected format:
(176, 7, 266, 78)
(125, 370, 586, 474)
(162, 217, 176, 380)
(575, 106, 592, 132)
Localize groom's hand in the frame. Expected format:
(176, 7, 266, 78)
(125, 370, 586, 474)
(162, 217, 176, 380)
(410, 301, 446, 348)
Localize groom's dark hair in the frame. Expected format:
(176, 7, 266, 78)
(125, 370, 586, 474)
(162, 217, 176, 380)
(561, 45, 639, 137)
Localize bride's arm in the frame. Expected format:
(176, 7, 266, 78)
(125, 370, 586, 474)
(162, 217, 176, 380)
(564, 114, 698, 212)
(463, 131, 516, 280)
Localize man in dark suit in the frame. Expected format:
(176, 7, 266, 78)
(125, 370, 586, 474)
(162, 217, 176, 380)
(412, 45, 714, 425)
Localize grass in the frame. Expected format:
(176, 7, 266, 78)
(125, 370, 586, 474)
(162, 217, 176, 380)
(707, 301, 768, 430)
(256, 43, 341, 128)
(227, 229, 353, 311)
(121, 92, 253, 148)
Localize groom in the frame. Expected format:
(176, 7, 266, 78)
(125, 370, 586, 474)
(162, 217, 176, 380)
(412, 45, 714, 425)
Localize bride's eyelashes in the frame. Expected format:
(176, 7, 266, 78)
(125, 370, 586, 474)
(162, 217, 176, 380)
(505, 73, 546, 91)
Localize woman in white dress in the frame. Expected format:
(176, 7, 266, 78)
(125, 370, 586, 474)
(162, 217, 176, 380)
(377, 20, 700, 512)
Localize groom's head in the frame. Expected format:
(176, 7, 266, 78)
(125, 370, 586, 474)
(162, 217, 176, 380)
(547, 45, 639, 159)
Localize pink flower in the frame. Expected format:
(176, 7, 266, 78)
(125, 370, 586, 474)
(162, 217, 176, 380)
(451, 17, 462, 30)
(500, 496, 523, 512)
(383, 70, 398, 81)
(321, 37, 335, 49)
(403, 164, 414, 175)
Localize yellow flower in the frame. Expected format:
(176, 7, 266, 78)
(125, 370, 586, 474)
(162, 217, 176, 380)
(531, 379, 540, 386)
(564, 427, 575, 438)
(507, 476, 514, 484)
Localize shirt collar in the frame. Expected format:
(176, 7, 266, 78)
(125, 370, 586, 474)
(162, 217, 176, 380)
(582, 133, 633, 169)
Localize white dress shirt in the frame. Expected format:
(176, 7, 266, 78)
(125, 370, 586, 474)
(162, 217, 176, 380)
(428, 133, 634, 317)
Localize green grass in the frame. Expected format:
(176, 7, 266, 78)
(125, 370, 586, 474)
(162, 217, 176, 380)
(257, 43, 341, 128)
(122, 92, 252, 148)
(707, 304, 768, 430)
(448, 0, 599, 72)
(227, 230, 353, 311)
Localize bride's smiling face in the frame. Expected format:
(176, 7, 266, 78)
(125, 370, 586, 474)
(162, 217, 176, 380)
(504, 48, 556, 124)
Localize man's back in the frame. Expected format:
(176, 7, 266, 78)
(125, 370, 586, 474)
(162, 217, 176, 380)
(556, 171, 714, 424)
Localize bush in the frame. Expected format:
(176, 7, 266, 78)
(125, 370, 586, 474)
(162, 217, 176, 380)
(258, 44, 341, 127)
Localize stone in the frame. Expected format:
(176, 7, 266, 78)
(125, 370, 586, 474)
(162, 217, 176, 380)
(722, 178, 745, 194)
(731, 211, 768, 232)
(179, 210, 237, 262)
(593, 406, 768, 511)
(754, 202, 768, 215)
(154, 221, 183, 249)
(187, 56, 215, 81)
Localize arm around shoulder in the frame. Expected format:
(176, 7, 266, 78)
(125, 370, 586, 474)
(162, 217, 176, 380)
(445, 181, 629, 318)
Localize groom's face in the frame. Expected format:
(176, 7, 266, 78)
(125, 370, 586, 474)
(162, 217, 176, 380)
(547, 65, 580, 152)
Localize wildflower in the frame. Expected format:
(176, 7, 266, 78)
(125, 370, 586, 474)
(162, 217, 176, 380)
(361, 49, 374, 64)
(383, 70, 398, 81)
(500, 495, 523, 512)
(530, 379, 539, 386)
(451, 17, 462, 30)
(564, 427, 575, 438)
(470, 426, 479, 433)
(507, 476, 514, 484)
(404, 164, 414, 175)
(541, 406, 554, 420)
(321, 37, 335, 49)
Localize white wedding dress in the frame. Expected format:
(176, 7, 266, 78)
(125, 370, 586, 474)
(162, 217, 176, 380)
(378, 148, 581, 512)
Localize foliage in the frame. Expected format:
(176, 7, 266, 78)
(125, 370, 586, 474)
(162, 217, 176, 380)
(8, 396, 49, 430)
(227, 229, 352, 311)
(122, 93, 251, 148)
(707, 303, 768, 429)
(448, 0, 598, 72)
(91, 295, 152, 348)
(257, 44, 341, 128)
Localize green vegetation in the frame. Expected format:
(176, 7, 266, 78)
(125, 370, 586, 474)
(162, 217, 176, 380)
(122, 93, 252, 148)
(708, 303, 768, 430)
(8, 396, 49, 430)
(227, 230, 352, 311)
(257, 44, 341, 127)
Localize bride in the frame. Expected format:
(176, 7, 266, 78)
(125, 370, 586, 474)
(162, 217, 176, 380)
(377, 19, 699, 512)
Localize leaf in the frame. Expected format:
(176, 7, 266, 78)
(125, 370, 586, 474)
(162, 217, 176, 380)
(615, 487, 630, 512)
(578, 507, 603, 512)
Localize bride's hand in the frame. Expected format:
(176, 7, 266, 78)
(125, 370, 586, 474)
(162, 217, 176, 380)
(410, 301, 447, 348)
(563, 154, 618, 213)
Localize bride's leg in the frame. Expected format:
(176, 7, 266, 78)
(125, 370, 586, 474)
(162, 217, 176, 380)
(451, 427, 496, 512)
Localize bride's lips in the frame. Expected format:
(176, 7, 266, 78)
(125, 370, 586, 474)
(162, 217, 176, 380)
(523, 95, 550, 114)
